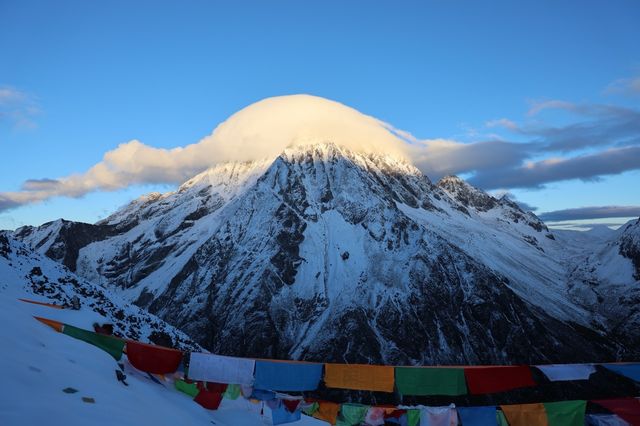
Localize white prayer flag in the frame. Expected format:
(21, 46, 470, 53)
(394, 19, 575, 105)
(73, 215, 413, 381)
(188, 352, 255, 385)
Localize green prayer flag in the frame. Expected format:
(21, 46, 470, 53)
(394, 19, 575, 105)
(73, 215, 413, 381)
(496, 410, 509, 426)
(62, 324, 125, 360)
(302, 402, 319, 416)
(395, 367, 467, 396)
(223, 384, 241, 400)
(336, 403, 369, 426)
(407, 409, 421, 426)
(544, 400, 586, 426)
(174, 379, 199, 398)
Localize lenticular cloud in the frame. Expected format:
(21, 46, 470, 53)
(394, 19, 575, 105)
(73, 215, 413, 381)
(0, 95, 411, 211)
(2, 94, 640, 212)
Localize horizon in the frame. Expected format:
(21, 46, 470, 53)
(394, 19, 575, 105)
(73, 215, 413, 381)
(1, 1, 639, 230)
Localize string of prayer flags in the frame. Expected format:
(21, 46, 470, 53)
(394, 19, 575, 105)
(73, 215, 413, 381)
(253, 360, 323, 391)
(464, 365, 535, 394)
(28, 316, 640, 426)
(324, 363, 395, 392)
(395, 367, 467, 396)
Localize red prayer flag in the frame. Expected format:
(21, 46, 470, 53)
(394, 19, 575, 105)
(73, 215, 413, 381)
(592, 398, 640, 425)
(384, 409, 406, 419)
(126, 340, 183, 374)
(194, 389, 223, 410)
(283, 399, 301, 413)
(464, 366, 536, 394)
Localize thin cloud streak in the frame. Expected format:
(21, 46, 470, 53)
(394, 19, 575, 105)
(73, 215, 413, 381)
(469, 146, 640, 189)
(0, 86, 40, 129)
(605, 75, 640, 97)
(539, 206, 640, 221)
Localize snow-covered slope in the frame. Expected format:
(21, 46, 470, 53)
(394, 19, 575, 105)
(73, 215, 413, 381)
(10, 95, 639, 364)
(0, 232, 201, 350)
(560, 219, 640, 352)
(396, 175, 607, 329)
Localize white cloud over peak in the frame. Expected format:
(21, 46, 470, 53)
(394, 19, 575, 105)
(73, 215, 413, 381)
(1, 93, 640, 213)
(1, 95, 410, 210)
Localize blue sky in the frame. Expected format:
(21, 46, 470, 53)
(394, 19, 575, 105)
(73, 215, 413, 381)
(1, 0, 639, 230)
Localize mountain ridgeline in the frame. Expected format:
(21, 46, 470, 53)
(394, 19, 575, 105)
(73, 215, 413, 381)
(12, 143, 640, 365)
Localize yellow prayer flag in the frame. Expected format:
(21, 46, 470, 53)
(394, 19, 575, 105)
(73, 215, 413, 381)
(313, 401, 340, 425)
(501, 402, 548, 426)
(324, 363, 394, 392)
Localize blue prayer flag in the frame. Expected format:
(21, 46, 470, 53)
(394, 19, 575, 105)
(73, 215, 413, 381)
(271, 400, 302, 425)
(603, 364, 640, 382)
(457, 406, 497, 426)
(254, 361, 323, 391)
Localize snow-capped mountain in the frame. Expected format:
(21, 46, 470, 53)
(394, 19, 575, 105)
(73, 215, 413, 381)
(10, 95, 639, 364)
(560, 218, 640, 353)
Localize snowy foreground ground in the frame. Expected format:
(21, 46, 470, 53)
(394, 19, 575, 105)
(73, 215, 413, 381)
(0, 286, 326, 425)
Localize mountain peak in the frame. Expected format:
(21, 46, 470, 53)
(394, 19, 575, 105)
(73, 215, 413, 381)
(279, 141, 422, 175)
(436, 175, 499, 212)
(437, 174, 467, 187)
